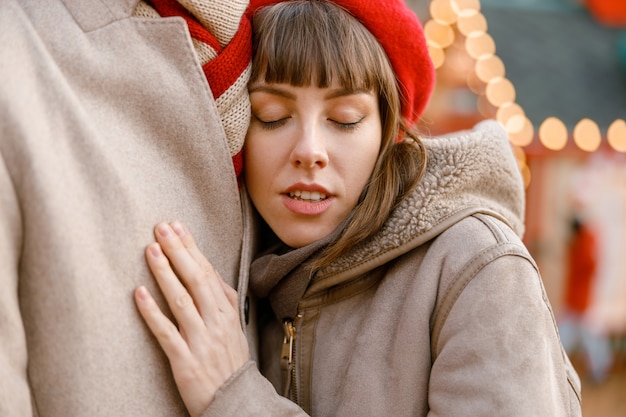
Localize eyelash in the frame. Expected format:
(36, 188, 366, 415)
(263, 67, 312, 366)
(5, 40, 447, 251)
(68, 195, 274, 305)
(254, 116, 365, 132)
(254, 116, 289, 131)
(331, 116, 365, 131)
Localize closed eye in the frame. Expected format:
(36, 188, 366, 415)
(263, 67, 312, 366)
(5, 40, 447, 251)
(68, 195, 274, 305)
(330, 116, 365, 131)
(254, 115, 289, 130)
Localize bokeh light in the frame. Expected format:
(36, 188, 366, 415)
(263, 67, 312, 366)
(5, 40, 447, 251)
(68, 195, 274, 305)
(573, 118, 602, 152)
(539, 117, 569, 151)
(607, 119, 626, 152)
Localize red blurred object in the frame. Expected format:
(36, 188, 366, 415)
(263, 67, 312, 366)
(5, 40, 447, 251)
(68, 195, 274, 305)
(584, 0, 626, 27)
(563, 218, 598, 314)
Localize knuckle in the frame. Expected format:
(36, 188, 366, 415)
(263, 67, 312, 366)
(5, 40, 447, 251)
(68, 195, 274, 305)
(155, 320, 179, 342)
(175, 292, 193, 309)
(211, 326, 227, 341)
(204, 261, 220, 276)
(188, 267, 208, 287)
(224, 285, 237, 298)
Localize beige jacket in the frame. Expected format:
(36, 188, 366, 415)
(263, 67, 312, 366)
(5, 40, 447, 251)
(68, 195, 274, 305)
(0, 0, 255, 415)
(205, 121, 582, 416)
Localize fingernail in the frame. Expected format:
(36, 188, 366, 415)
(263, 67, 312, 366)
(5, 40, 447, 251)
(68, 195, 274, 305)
(157, 223, 170, 237)
(149, 243, 162, 257)
(171, 221, 186, 237)
(136, 286, 149, 300)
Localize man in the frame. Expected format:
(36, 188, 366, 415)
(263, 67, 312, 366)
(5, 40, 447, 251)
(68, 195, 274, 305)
(0, 0, 254, 415)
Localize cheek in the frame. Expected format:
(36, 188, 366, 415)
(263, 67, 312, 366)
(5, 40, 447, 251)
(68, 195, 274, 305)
(244, 140, 283, 198)
(356, 134, 382, 183)
(340, 143, 380, 202)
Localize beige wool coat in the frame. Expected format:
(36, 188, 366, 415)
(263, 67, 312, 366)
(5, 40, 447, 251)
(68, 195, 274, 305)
(0, 0, 257, 415)
(204, 121, 582, 416)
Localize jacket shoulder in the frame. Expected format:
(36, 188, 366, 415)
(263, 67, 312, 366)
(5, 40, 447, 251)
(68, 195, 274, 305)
(428, 214, 581, 416)
(431, 213, 533, 288)
(428, 212, 538, 350)
(429, 213, 536, 355)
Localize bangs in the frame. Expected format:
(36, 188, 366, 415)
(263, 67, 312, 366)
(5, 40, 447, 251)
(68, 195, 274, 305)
(251, 1, 389, 92)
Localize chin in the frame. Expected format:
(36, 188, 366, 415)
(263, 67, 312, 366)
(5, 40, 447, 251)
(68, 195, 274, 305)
(278, 229, 332, 249)
(281, 236, 318, 249)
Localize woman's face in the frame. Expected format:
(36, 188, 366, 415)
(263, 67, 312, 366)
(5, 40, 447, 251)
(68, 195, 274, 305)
(244, 82, 382, 248)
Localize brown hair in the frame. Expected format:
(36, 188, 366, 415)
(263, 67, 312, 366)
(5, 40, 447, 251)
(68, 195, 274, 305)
(250, 0, 428, 268)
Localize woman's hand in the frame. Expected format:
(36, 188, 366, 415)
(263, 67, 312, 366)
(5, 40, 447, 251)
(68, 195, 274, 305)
(134, 221, 250, 417)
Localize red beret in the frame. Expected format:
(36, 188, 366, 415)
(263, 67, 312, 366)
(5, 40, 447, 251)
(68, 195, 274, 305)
(247, 0, 436, 127)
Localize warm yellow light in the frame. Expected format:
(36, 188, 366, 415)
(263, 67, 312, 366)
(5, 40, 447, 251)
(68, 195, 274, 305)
(511, 144, 527, 165)
(496, 102, 524, 126)
(607, 119, 626, 152)
(457, 11, 487, 36)
(475, 55, 505, 83)
(431, 0, 620, 162)
(476, 94, 496, 118)
(507, 115, 534, 147)
(427, 41, 446, 69)
(520, 162, 532, 188)
(430, 0, 458, 25)
(539, 117, 568, 151)
(505, 114, 525, 134)
(573, 118, 601, 152)
(465, 32, 496, 59)
(451, 0, 481, 16)
(485, 77, 515, 107)
(425, 20, 455, 49)
(466, 71, 485, 95)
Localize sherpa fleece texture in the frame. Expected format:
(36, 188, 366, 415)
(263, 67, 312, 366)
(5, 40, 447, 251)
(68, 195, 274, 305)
(315, 119, 525, 280)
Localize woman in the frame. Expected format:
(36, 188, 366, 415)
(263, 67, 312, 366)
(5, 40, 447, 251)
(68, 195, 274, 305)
(135, 1, 582, 416)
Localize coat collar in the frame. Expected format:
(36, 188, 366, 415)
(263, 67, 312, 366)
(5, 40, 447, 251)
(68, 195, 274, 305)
(60, 0, 140, 31)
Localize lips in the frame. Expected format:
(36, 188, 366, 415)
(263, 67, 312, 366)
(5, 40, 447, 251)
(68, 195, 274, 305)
(283, 184, 333, 215)
(288, 190, 328, 202)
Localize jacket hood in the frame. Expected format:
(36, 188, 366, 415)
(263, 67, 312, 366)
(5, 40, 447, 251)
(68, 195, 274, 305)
(312, 120, 525, 285)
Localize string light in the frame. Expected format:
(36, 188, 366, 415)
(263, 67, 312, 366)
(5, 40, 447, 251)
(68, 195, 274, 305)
(507, 115, 534, 147)
(607, 119, 626, 152)
(573, 118, 602, 152)
(421, 0, 626, 186)
(450, 0, 481, 16)
(539, 117, 568, 151)
(457, 11, 487, 36)
(475, 55, 505, 82)
(430, 0, 458, 25)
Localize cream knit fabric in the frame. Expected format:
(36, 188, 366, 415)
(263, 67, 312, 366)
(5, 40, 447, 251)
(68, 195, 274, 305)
(134, 1, 250, 157)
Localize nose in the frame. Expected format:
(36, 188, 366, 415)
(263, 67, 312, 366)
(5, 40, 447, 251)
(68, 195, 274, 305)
(290, 126, 329, 169)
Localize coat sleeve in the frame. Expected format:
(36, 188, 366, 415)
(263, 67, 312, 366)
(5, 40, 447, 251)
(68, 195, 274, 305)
(0, 3, 36, 414)
(0, 4, 53, 415)
(201, 361, 309, 417)
(428, 249, 581, 416)
(0, 148, 32, 415)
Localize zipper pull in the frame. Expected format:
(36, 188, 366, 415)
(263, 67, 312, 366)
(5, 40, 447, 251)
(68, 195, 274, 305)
(282, 320, 295, 365)
(281, 319, 295, 397)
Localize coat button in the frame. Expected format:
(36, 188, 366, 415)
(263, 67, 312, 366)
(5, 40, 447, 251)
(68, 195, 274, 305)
(244, 296, 250, 324)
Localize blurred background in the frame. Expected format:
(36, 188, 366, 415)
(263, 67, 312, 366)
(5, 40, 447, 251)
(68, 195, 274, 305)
(405, 0, 626, 415)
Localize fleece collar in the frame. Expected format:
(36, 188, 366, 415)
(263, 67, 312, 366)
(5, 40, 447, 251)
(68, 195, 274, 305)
(313, 120, 525, 284)
(250, 120, 525, 302)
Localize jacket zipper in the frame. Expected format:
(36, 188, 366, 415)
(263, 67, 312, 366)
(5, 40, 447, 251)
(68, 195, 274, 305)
(281, 313, 302, 403)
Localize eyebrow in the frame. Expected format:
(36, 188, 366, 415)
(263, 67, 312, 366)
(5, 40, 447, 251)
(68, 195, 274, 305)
(323, 88, 371, 100)
(248, 85, 296, 99)
(248, 84, 371, 101)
